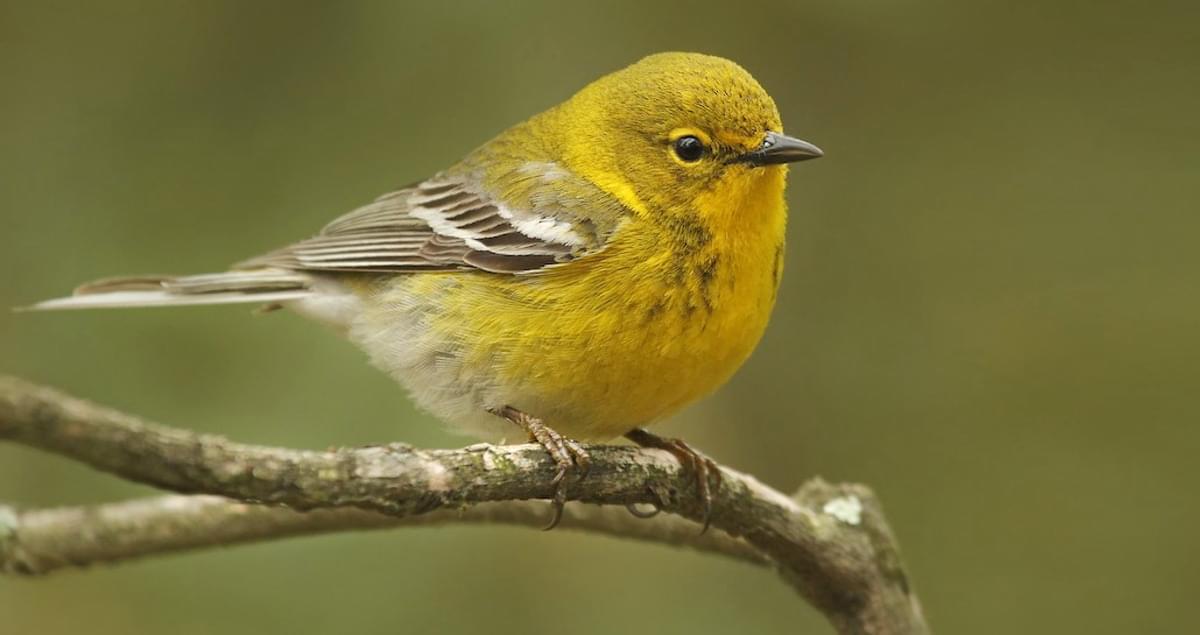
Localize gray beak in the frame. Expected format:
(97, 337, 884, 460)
(736, 131, 824, 166)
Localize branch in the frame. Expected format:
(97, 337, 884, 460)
(0, 376, 928, 635)
(0, 495, 766, 575)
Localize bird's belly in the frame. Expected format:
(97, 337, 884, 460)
(351, 256, 778, 441)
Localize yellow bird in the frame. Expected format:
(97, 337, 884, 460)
(30, 52, 823, 528)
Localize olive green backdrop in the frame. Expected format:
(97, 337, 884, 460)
(2, 1, 1196, 633)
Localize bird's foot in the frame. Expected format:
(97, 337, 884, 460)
(490, 405, 590, 530)
(625, 428, 722, 533)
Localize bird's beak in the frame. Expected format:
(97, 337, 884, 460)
(735, 131, 824, 166)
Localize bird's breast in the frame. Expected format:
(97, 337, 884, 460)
(475, 201, 784, 439)
(354, 183, 787, 442)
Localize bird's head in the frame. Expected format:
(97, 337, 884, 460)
(549, 52, 822, 220)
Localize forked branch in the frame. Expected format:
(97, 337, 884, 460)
(0, 376, 928, 635)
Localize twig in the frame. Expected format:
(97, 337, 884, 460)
(0, 375, 928, 635)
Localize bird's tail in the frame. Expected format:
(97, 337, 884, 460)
(22, 270, 314, 311)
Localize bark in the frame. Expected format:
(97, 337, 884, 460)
(0, 375, 928, 635)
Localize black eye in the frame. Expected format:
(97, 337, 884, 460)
(673, 135, 705, 162)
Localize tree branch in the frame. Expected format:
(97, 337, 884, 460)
(0, 375, 928, 635)
(0, 495, 767, 575)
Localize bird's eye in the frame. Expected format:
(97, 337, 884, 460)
(672, 136, 705, 163)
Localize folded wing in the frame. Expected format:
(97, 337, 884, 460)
(27, 162, 628, 310)
(241, 167, 622, 275)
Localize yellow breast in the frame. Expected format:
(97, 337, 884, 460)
(414, 167, 788, 440)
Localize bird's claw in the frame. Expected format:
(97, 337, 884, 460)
(625, 428, 722, 533)
(490, 405, 590, 530)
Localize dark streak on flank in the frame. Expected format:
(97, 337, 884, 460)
(770, 242, 785, 300)
(698, 254, 720, 286)
(696, 253, 719, 314)
(642, 296, 668, 324)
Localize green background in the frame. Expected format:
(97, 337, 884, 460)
(2, 1, 1196, 633)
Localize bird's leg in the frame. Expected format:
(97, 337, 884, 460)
(624, 428, 722, 533)
(489, 405, 590, 530)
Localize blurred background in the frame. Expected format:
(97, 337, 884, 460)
(2, 1, 1197, 633)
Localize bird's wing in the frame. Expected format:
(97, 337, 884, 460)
(238, 166, 627, 275)
(27, 163, 630, 312)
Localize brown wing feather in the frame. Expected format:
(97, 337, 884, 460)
(236, 171, 600, 275)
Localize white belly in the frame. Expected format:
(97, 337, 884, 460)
(305, 277, 516, 441)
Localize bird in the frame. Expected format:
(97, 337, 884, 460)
(27, 52, 823, 530)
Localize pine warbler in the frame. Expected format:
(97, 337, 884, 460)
(31, 52, 823, 528)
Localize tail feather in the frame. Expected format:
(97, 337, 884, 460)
(72, 275, 177, 294)
(22, 270, 314, 311)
